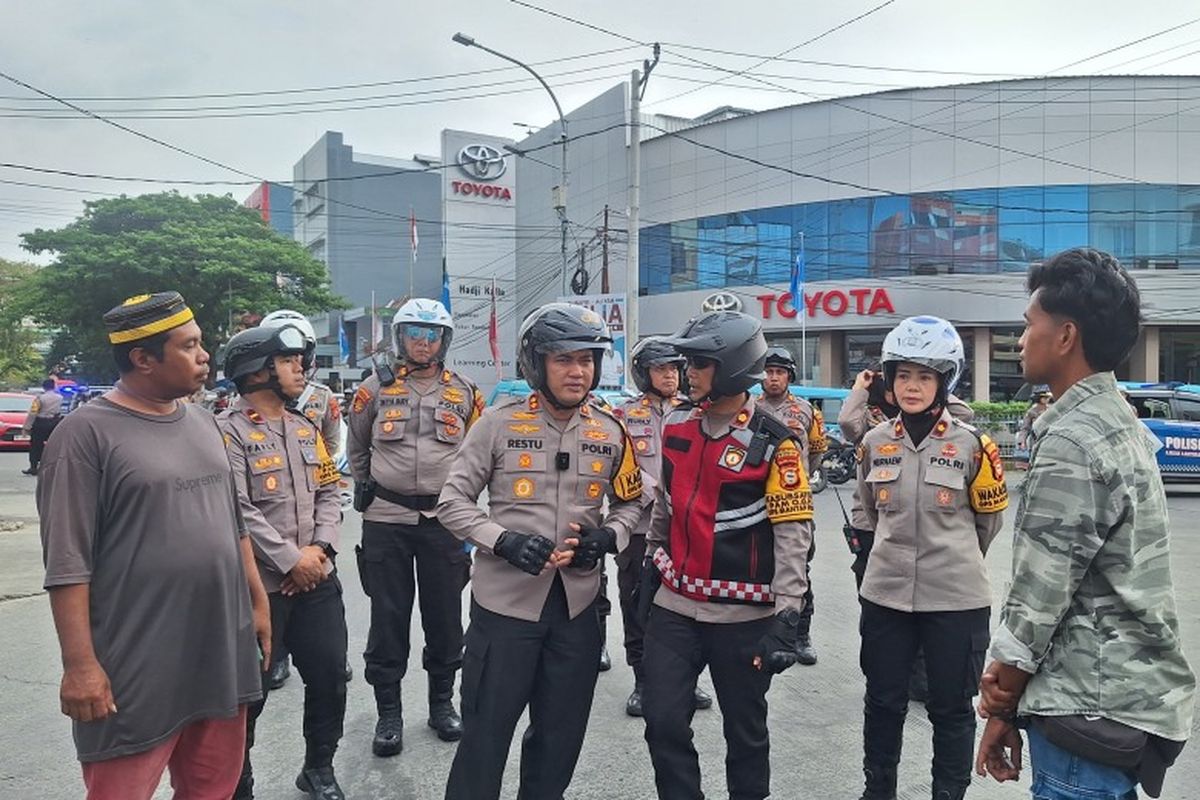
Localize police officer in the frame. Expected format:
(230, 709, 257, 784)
(219, 324, 348, 800)
(260, 309, 345, 690)
(347, 298, 482, 756)
(21, 378, 63, 475)
(436, 303, 644, 800)
(855, 316, 1008, 800)
(612, 337, 714, 717)
(758, 345, 827, 665)
(640, 310, 814, 800)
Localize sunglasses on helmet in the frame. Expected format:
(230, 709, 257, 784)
(686, 355, 717, 369)
(403, 325, 442, 343)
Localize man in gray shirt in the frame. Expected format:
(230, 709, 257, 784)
(39, 292, 270, 800)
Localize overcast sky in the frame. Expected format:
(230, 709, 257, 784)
(3, 0, 1200, 264)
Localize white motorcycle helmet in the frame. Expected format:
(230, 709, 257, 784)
(880, 315, 965, 398)
(392, 299, 454, 366)
(260, 309, 317, 373)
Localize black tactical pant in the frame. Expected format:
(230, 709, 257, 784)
(798, 537, 816, 636)
(246, 576, 348, 760)
(361, 517, 469, 686)
(859, 600, 989, 793)
(614, 533, 648, 673)
(28, 416, 59, 471)
(445, 577, 602, 800)
(642, 607, 774, 800)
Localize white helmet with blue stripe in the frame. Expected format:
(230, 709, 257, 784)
(880, 315, 965, 393)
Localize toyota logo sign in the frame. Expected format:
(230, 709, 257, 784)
(458, 143, 507, 181)
(701, 291, 743, 313)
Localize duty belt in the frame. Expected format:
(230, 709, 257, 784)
(374, 484, 439, 511)
(651, 546, 775, 604)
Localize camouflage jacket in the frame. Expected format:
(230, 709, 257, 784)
(989, 371, 1196, 740)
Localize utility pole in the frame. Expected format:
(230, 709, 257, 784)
(626, 69, 641, 371)
(626, 45, 659, 375)
(601, 204, 610, 294)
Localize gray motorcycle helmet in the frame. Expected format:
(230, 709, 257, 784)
(664, 310, 767, 400)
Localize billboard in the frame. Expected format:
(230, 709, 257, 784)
(558, 293, 626, 390)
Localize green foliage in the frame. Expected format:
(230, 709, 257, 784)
(14, 192, 347, 381)
(968, 401, 1031, 419)
(0, 259, 47, 389)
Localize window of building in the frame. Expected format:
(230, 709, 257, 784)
(990, 327, 1025, 400)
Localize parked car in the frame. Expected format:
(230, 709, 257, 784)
(486, 379, 635, 408)
(0, 392, 35, 450)
(1118, 381, 1200, 481)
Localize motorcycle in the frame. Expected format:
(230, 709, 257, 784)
(821, 439, 858, 486)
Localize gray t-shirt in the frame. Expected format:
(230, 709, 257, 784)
(38, 398, 262, 762)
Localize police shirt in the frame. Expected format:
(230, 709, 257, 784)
(24, 389, 63, 430)
(218, 398, 342, 593)
(613, 393, 688, 536)
(347, 366, 483, 525)
(436, 393, 644, 622)
(856, 408, 1008, 612)
(758, 391, 828, 474)
(296, 381, 342, 453)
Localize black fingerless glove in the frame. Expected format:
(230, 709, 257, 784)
(568, 525, 617, 570)
(493, 531, 555, 576)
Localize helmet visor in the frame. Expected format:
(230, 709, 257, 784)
(276, 325, 309, 353)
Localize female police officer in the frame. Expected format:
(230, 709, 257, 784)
(855, 316, 1008, 800)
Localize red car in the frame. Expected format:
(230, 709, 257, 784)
(0, 392, 35, 450)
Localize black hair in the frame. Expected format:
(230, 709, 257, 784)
(112, 331, 170, 374)
(1027, 248, 1142, 372)
(42, 378, 55, 390)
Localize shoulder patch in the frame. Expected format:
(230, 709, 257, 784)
(969, 433, 1009, 513)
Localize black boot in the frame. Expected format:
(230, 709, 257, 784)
(267, 655, 291, 691)
(598, 628, 612, 672)
(932, 783, 967, 800)
(693, 686, 713, 710)
(625, 682, 644, 717)
(859, 763, 898, 800)
(296, 743, 344, 800)
(427, 674, 463, 742)
(795, 633, 818, 666)
(372, 684, 403, 757)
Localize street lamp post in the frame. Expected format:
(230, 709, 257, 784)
(452, 33, 569, 295)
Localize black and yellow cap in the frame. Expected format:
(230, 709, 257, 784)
(103, 291, 195, 345)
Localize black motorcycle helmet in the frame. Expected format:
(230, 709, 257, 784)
(222, 324, 309, 399)
(664, 310, 767, 401)
(517, 303, 612, 409)
(630, 336, 685, 396)
(764, 346, 797, 383)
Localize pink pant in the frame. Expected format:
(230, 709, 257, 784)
(80, 705, 247, 800)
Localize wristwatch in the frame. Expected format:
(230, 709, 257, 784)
(313, 540, 336, 558)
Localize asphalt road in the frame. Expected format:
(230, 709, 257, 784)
(1, 450, 1198, 799)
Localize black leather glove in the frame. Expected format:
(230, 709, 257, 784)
(632, 555, 660, 626)
(753, 609, 801, 674)
(568, 525, 617, 570)
(493, 531, 555, 576)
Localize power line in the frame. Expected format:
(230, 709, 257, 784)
(650, 0, 898, 106)
(0, 46, 640, 102)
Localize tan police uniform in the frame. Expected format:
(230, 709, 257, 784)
(435, 391, 643, 799)
(23, 388, 64, 474)
(297, 381, 342, 455)
(855, 408, 1008, 796)
(610, 392, 688, 679)
(757, 392, 828, 475)
(218, 398, 347, 782)
(346, 364, 483, 690)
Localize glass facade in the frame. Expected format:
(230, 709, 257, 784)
(640, 184, 1200, 294)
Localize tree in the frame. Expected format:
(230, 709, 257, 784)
(15, 192, 347, 381)
(0, 258, 47, 389)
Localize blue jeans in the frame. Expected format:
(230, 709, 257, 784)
(1028, 724, 1139, 800)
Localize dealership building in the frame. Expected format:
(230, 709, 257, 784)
(512, 75, 1200, 400)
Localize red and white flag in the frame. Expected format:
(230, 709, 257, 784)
(488, 277, 501, 379)
(409, 208, 419, 262)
